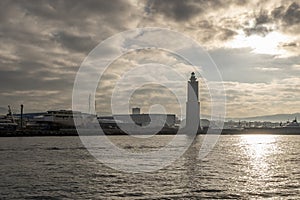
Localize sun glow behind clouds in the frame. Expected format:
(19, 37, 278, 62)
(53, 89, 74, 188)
(227, 31, 292, 56)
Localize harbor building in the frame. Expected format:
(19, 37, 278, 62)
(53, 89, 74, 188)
(98, 106, 176, 129)
(132, 107, 140, 115)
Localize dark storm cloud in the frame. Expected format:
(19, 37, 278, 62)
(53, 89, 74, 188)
(269, 2, 300, 34)
(218, 28, 237, 41)
(144, 0, 242, 43)
(280, 40, 300, 53)
(19, 0, 132, 22)
(243, 9, 272, 36)
(282, 42, 299, 47)
(0, 0, 134, 42)
(0, 0, 137, 112)
(271, 5, 285, 19)
(150, 0, 202, 21)
(282, 2, 300, 26)
(0, 69, 74, 93)
(51, 31, 96, 53)
(272, 3, 300, 37)
(195, 19, 238, 42)
(271, 2, 300, 26)
(242, 2, 300, 36)
(254, 9, 270, 25)
(149, 0, 249, 21)
(244, 26, 271, 36)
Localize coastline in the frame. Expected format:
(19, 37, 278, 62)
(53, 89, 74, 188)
(1, 128, 300, 137)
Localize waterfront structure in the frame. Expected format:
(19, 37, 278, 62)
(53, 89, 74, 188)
(116, 114, 175, 127)
(185, 72, 200, 131)
(0, 106, 18, 131)
(99, 114, 176, 128)
(132, 107, 141, 115)
(28, 110, 96, 130)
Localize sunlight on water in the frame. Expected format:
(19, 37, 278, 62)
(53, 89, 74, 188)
(239, 135, 278, 179)
(0, 136, 299, 199)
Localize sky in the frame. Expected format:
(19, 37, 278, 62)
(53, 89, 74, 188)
(0, 0, 299, 118)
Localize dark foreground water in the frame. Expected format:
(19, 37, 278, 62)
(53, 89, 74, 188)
(0, 135, 299, 199)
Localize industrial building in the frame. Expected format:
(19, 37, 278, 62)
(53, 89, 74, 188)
(98, 107, 176, 129)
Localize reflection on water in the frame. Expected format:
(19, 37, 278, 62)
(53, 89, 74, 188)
(240, 135, 278, 179)
(0, 135, 299, 199)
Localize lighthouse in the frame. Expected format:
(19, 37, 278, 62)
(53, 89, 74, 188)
(186, 72, 200, 132)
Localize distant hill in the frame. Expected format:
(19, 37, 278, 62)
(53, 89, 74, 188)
(228, 113, 300, 122)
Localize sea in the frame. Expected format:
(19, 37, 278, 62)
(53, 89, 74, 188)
(0, 135, 299, 199)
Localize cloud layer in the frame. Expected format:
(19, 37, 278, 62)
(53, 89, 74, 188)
(0, 0, 299, 118)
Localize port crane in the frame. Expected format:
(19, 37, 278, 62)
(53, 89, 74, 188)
(7, 105, 16, 123)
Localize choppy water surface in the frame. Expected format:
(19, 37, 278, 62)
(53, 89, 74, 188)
(0, 135, 299, 199)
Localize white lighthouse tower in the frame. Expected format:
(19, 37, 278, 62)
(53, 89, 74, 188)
(186, 72, 200, 132)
